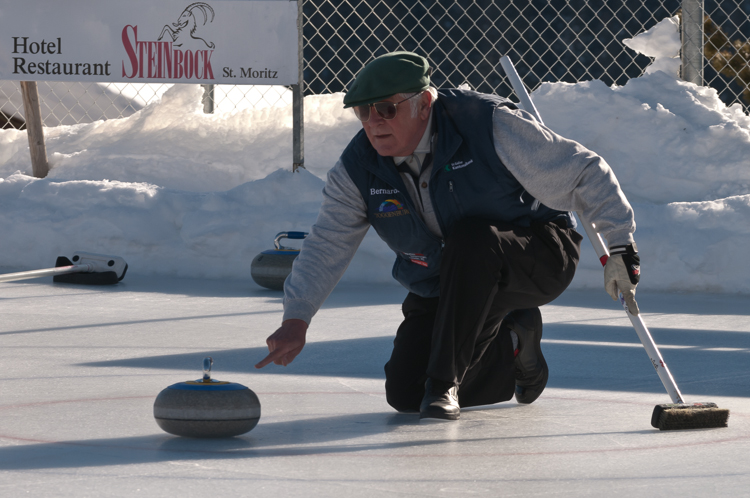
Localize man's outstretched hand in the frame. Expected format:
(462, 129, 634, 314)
(255, 319, 308, 368)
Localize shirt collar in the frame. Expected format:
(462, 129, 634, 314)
(394, 107, 434, 165)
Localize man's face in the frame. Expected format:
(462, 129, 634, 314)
(362, 92, 432, 157)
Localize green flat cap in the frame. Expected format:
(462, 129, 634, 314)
(343, 51, 430, 108)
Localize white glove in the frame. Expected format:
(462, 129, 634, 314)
(604, 243, 640, 315)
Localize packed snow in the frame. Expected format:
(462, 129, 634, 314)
(622, 16, 682, 77)
(1, 18, 749, 294)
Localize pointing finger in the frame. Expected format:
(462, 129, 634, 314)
(255, 348, 287, 369)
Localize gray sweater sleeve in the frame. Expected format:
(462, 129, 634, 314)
(282, 160, 371, 324)
(492, 106, 635, 247)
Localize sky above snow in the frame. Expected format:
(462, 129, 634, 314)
(1, 17, 750, 294)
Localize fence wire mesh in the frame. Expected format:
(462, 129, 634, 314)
(704, 0, 750, 110)
(1, 0, 748, 131)
(0, 81, 292, 129)
(303, 0, 682, 95)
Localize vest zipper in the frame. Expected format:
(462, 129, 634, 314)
(448, 179, 464, 215)
(520, 189, 542, 211)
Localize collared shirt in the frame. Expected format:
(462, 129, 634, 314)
(392, 108, 443, 238)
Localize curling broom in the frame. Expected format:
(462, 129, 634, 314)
(499, 55, 729, 430)
(0, 251, 127, 285)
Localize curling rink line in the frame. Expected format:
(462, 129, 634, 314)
(0, 310, 279, 336)
(3, 340, 746, 351)
(0, 391, 386, 411)
(541, 338, 750, 352)
(3, 390, 735, 410)
(0, 391, 745, 458)
(0, 430, 746, 459)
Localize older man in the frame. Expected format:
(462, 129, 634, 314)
(255, 52, 639, 420)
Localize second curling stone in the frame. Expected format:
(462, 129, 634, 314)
(154, 357, 260, 438)
(251, 231, 308, 291)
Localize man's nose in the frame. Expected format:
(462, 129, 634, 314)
(368, 109, 386, 124)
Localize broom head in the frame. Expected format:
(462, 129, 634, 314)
(651, 402, 729, 430)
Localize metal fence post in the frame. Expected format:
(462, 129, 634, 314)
(681, 0, 704, 85)
(201, 84, 215, 114)
(292, 0, 305, 172)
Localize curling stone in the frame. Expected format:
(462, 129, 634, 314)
(154, 357, 260, 438)
(251, 231, 308, 291)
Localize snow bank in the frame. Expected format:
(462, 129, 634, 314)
(2, 17, 749, 294)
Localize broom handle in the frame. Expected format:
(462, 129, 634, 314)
(0, 264, 92, 283)
(581, 222, 684, 404)
(499, 55, 684, 404)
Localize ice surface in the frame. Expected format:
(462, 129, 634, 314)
(0, 278, 747, 496)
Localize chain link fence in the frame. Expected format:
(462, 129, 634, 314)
(704, 0, 750, 109)
(304, 0, 681, 94)
(0, 81, 293, 129)
(1, 0, 748, 130)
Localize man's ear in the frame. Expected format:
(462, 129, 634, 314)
(419, 91, 433, 119)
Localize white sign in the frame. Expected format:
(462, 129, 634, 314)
(0, 0, 299, 84)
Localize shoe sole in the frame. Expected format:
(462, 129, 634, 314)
(419, 408, 460, 420)
(514, 309, 548, 404)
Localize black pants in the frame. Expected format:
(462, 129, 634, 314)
(384, 218, 582, 411)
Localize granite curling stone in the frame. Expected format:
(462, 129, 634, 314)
(251, 231, 307, 291)
(154, 357, 260, 438)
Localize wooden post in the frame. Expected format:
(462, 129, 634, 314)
(20, 81, 49, 178)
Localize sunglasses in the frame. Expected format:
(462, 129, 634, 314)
(353, 92, 423, 122)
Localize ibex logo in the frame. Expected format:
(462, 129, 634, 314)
(121, 2, 216, 80)
(159, 2, 216, 49)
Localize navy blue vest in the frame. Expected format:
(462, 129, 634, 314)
(341, 89, 575, 297)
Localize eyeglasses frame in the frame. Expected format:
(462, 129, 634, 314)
(353, 91, 424, 123)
